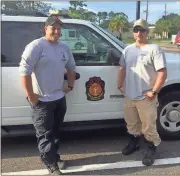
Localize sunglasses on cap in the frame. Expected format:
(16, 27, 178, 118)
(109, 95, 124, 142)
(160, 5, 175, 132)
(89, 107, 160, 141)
(133, 28, 147, 33)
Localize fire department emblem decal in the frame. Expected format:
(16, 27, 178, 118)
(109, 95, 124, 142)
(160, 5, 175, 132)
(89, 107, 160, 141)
(85, 77, 105, 101)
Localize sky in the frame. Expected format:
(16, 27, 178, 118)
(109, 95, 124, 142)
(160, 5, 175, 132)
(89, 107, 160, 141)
(48, 1, 180, 24)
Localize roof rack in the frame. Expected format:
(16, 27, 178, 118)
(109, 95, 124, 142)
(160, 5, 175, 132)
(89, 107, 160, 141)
(1, 9, 48, 17)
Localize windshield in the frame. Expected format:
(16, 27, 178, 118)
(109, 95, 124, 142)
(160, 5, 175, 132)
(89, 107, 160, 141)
(92, 23, 126, 49)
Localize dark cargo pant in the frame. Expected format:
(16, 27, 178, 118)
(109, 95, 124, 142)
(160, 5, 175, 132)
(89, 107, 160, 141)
(28, 96, 66, 166)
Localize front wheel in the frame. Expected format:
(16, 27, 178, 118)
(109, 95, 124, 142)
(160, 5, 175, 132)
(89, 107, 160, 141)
(157, 91, 180, 140)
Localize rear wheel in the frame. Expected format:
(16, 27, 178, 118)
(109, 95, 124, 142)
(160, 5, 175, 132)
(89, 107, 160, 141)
(75, 42, 83, 50)
(157, 91, 180, 140)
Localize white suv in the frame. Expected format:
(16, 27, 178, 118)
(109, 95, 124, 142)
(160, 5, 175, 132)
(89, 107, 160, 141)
(2, 15, 180, 140)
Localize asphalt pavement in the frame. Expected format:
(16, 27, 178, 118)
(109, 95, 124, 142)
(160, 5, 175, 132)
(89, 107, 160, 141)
(2, 129, 180, 175)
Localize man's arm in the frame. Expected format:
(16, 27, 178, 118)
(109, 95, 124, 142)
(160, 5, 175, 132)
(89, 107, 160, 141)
(67, 70, 76, 88)
(118, 66, 126, 87)
(153, 68, 167, 93)
(19, 42, 41, 104)
(144, 46, 167, 99)
(20, 75, 39, 104)
(20, 75, 34, 97)
(64, 46, 76, 93)
(118, 50, 126, 93)
(118, 66, 126, 93)
(152, 46, 167, 93)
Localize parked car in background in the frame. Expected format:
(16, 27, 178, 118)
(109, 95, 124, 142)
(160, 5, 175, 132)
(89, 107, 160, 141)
(175, 30, 180, 47)
(171, 35, 176, 44)
(61, 29, 88, 52)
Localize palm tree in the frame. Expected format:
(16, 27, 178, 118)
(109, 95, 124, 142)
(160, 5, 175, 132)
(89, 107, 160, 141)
(109, 13, 128, 40)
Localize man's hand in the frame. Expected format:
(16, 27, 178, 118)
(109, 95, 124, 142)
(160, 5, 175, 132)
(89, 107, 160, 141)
(144, 91, 154, 100)
(63, 87, 71, 93)
(28, 93, 39, 105)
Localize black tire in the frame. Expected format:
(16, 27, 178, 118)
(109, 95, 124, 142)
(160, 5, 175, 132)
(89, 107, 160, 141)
(157, 91, 180, 140)
(75, 43, 83, 50)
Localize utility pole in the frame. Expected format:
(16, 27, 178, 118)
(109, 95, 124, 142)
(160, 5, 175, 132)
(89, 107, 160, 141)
(136, 1, 141, 20)
(143, 1, 149, 21)
(164, 4, 167, 17)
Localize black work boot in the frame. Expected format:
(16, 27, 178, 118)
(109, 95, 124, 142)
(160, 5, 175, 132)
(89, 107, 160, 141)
(142, 141, 157, 166)
(41, 155, 62, 175)
(48, 164, 62, 175)
(56, 154, 66, 170)
(122, 135, 140, 155)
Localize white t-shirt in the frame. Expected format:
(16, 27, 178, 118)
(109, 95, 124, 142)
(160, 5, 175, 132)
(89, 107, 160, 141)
(19, 37, 76, 102)
(119, 43, 166, 100)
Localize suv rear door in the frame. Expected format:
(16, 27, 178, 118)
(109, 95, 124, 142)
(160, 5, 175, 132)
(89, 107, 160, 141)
(1, 20, 44, 126)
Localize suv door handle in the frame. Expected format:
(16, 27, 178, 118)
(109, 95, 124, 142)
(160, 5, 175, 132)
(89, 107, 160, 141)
(64, 72, 80, 80)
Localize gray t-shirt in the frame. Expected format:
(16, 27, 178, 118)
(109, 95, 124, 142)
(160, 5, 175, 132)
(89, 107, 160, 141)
(119, 43, 166, 100)
(19, 37, 76, 102)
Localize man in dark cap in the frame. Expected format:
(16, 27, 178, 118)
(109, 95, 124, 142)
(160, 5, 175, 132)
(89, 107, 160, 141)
(19, 16, 76, 175)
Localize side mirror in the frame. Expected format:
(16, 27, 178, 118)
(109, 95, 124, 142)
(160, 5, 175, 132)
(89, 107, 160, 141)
(107, 48, 121, 66)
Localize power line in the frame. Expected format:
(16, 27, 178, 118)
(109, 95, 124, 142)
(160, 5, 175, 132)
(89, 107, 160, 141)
(145, 1, 149, 21)
(143, 1, 149, 22)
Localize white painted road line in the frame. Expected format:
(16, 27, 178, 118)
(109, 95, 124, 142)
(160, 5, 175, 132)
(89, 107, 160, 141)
(2, 157, 180, 175)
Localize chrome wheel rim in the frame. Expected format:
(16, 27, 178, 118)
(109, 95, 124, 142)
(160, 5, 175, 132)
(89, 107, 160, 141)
(160, 101, 180, 132)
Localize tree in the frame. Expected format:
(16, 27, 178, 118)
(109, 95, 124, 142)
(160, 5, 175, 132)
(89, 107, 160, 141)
(100, 20, 110, 29)
(84, 11, 96, 22)
(166, 13, 180, 34)
(109, 14, 129, 39)
(1, 1, 53, 13)
(69, 9, 83, 19)
(115, 12, 128, 19)
(155, 13, 180, 38)
(155, 19, 170, 38)
(97, 12, 108, 25)
(69, 1, 87, 10)
(109, 11, 115, 19)
(97, 12, 102, 24)
(69, 1, 88, 19)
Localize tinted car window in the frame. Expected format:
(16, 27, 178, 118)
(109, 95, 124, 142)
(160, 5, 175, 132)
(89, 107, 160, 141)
(61, 23, 122, 65)
(1, 21, 44, 65)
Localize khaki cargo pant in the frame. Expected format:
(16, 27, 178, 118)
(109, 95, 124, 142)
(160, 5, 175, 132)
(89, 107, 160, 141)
(124, 96, 161, 146)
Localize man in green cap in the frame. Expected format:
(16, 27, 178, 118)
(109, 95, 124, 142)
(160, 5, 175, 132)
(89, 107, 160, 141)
(118, 19, 167, 166)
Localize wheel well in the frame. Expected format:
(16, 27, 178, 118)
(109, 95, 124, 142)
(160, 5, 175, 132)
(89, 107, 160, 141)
(158, 83, 180, 100)
(75, 42, 83, 46)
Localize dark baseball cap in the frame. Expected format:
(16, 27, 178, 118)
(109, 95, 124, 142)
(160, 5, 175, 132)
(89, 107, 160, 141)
(45, 15, 63, 26)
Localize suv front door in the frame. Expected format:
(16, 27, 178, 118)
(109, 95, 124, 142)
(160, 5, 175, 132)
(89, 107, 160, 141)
(61, 23, 125, 122)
